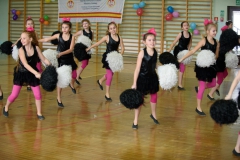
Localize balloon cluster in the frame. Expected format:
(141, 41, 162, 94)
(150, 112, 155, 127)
(188, 22, 199, 35)
(39, 15, 49, 25)
(11, 9, 21, 21)
(133, 1, 146, 16)
(165, 6, 179, 21)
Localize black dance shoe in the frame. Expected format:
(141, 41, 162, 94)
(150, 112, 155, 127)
(57, 99, 64, 108)
(132, 123, 138, 129)
(37, 115, 45, 120)
(75, 79, 81, 85)
(207, 94, 215, 101)
(0, 92, 3, 100)
(233, 149, 240, 156)
(97, 80, 103, 90)
(216, 89, 220, 96)
(27, 86, 32, 91)
(150, 114, 160, 124)
(105, 95, 112, 101)
(78, 76, 82, 80)
(178, 86, 185, 90)
(3, 107, 8, 117)
(69, 85, 76, 94)
(195, 108, 206, 116)
(195, 86, 198, 93)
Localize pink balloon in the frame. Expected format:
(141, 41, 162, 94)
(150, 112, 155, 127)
(172, 11, 179, 18)
(204, 19, 208, 25)
(193, 29, 199, 35)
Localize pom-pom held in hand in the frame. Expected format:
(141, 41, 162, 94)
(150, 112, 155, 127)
(76, 35, 92, 48)
(159, 52, 179, 69)
(120, 89, 144, 109)
(56, 65, 72, 88)
(74, 43, 88, 61)
(40, 66, 58, 92)
(196, 50, 215, 67)
(106, 51, 123, 72)
(12, 45, 19, 61)
(0, 41, 13, 55)
(51, 31, 61, 45)
(157, 64, 178, 90)
(210, 99, 239, 125)
(219, 29, 239, 54)
(225, 52, 239, 68)
(177, 50, 192, 65)
(42, 49, 59, 68)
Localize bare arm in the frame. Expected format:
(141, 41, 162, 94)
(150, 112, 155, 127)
(57, 36, 75, 58)
(73, 30, 83, 37)
(38, 34, 59, 43)
(179, 38, 205, 62)
(36, 46, 51, 66)
(12, 38, 21, 47)
(215, 41, 220, 59)
(225, 70, 240, 100)
(167, 32, 181, 52)
(131, 50, 144, 89)
(119, 36, 125, 55)
(18, 47, 40, 78)
(86, 35, 108, 51)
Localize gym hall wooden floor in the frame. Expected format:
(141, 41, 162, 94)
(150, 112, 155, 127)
(0, 53, 240, 160)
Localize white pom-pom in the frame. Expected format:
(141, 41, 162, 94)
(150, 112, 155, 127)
(177, 50, 192, 65)
(196, 50, 216, 67)
(76, 35, 92, 47)
(12, 45, 19, 61)
(56, 65, 72, 88)
(42, 49, 59, 68)
(157, 64, 178, 90)
(106, 51, 123, 72)
(225, 52, 239, 68)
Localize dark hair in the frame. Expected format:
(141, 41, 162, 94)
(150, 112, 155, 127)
(181, 21, 189, 28)
(61, 21, 72, 34)
(142, 33, 156, 41)
(106, 22, 117, 35)
(81, 19, 91, 31)
(226, 20, 233, 26)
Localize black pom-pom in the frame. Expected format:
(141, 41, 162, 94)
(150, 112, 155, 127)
(40, 66, 58, 92)
(159, 52, 179, 69)
(74, 43, 88, 61)
(120, 89, 144, 109)
(210, 99, 239, 125)
(16, 40, 22, 49)
(0, 41, 13, 55)
(51, 31, 61, 45)
(219, 29, 239, 55)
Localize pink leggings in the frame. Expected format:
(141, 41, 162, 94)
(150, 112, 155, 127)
(197, 78, 216, 99)
(81, 59, 89, 69)
(36, 62, 42, 73)
(179, 63, 185, 73)
(217, 69, 228, 85)
(105, 69, 114, 86)
(8, 85, 42, 102)
(72, 70, 77, 79)
(150, 93, 157, 103)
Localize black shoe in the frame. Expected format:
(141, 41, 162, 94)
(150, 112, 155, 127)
(69, 85, 76, 94)
(216, 89, 220, 96)
(150, 114, 160, 124)
(178, 86, 185, 90)
(0, 92, 3, 100)
(97, 80, 103, 90)
(132, 123, 138, 129)
(207, 94, 215, 101)
(79, 76, 82, 80)
(233, 149, 240, 156)
(105, 95, 112, 101)
(57, 99, 64, 108)
(195, 108, 206, 116)
(195, 86, 198, 93)
(27, 86, 31, 91)
(75, 79, 80, 85)
(37, 115, 45, 120)
(3, 107, 8, 117)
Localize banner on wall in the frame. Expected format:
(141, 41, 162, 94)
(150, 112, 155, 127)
(58, 0, 125, 24)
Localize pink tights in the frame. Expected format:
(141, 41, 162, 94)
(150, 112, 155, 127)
(8, 85, 42, 102)
(72, 70, 77, 79)
(197, 78, 216, 99)
(179, 63, 185, 73)
(217, 69, 228, 85)
(81, 59, 89, 69)
(150, 93, 157, 103)
(36, 62, 42, 73)
(105, 69, 114, 86)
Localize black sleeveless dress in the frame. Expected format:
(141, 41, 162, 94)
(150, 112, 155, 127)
(13, 45, 40, 86)
(102, 34, 120, 69)
(195, 37, 217, 82)
(57, 33, 77, 70)
(82, 29, 93, 60)
(137, 48, 159, 95)
(173, 31, 191, 58)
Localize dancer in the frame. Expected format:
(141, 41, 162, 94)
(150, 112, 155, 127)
(39, 18, 77, 107)
(221, 20, 233, 32)
(168, 21, 192, 90)
(86, 22, 124, 101)
(179, 21, 219, 116)
(2, 28, 51, 120)
(131, 28, 159, 129)
(12, 17, 42, 91)
(73, 19, 94, 85)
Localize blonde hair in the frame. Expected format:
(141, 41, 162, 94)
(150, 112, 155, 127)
(202, 23, 217, 38)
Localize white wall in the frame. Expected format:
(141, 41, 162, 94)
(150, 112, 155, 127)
(0, 0, 8, 44)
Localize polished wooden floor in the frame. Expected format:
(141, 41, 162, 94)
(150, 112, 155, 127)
(0, 53, 240, 160)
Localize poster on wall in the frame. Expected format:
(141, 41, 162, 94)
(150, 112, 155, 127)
(58, 0, 125, 24)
